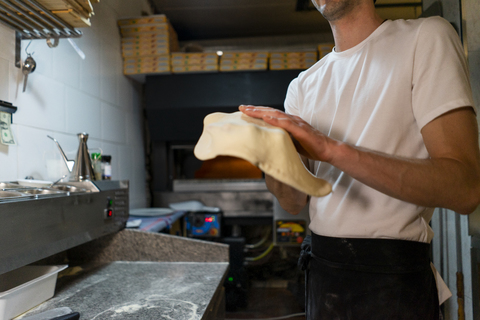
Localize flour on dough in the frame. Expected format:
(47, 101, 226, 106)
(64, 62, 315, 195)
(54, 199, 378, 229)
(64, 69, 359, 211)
(194, 111, 332, 197)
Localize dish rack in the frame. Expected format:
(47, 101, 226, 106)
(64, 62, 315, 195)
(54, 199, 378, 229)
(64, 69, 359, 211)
(0, 0, 82, 40)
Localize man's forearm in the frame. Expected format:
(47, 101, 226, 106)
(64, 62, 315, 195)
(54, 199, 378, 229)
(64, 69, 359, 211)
(330, 142, 480, 215)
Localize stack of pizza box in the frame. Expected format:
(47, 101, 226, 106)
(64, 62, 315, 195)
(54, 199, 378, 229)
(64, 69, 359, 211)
(269, 51, 318, 70)
(36, 0, 99, 27)
(170, 52, 219, 73)
(118, 14, 179, 75)
(219, 52, 269, 72)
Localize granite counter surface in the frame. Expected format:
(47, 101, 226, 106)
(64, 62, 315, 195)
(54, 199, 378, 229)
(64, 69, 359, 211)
(66, 229, 230, 264)
(19, 261, 229, 320)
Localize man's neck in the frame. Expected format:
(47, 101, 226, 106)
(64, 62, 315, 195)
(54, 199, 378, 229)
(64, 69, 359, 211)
(330, 4, 384, 52)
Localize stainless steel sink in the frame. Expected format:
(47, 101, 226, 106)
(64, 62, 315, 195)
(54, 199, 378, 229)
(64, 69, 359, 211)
(0, 190, 29, 199)
(0, 182, 25, 190)
(50, 185, 89, 193)
(20, 188, 68, 196)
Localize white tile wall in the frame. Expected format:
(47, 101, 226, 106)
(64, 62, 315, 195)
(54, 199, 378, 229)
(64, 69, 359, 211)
(14, 74, 66, 132)
(65, 88, 102, 139)
(101, 102, 127, 143)
(0, 0, 150, 208)
(117, 75, 135, 112)
(0, 24, 14, 61)
(0, 57, 9, 100)
(95, 3, 122, 50)
(51, 41, 82, 89)
(100, 43, 121, 105)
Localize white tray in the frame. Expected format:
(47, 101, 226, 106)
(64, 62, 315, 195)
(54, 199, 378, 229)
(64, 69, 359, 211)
(0, 265, 68, 320)
(129, 208, 173, 217)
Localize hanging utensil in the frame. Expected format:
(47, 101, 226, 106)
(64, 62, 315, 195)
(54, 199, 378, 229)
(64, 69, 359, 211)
(22, 41, 36, 93)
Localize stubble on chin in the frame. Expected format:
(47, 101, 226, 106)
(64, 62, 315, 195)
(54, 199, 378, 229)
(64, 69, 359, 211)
(312, 0, 359, 22)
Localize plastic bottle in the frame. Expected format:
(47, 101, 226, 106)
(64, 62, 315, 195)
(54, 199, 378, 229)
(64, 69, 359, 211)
(101, 155, 112, 180)
(91, 153, 102, 180)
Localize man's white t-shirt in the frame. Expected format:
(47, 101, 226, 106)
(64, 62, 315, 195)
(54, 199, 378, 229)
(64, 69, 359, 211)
(284, 17, 474, 243)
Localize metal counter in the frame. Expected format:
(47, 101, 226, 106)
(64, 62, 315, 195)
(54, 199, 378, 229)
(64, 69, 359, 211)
(0, 180, 129, 275)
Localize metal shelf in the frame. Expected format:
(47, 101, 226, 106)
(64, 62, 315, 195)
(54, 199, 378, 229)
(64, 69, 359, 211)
(0, 0, 82, 40)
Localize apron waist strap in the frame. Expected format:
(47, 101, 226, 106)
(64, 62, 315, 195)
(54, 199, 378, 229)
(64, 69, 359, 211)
(311, 233, 431, 272)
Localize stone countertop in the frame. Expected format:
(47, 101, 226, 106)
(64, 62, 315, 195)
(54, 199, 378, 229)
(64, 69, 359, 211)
(20, 261, 229, 320)
(65, 229, 230, 265)
(16, 229, 230, 320)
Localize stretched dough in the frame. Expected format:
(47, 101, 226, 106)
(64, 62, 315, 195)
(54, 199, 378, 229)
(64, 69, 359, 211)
(194, 111, 332, 197)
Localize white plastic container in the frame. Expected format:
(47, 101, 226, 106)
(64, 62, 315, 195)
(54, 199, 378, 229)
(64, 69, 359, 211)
(0, 265, 68, 320)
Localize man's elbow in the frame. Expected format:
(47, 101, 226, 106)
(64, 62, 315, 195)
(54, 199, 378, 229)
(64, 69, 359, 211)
(455, 182, 480, 215)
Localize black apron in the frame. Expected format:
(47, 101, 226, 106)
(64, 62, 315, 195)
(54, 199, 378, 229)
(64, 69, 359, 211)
(299, 233, 439, 320)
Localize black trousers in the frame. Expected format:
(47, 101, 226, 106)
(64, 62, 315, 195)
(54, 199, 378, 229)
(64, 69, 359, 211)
(306, 233, 439, 320)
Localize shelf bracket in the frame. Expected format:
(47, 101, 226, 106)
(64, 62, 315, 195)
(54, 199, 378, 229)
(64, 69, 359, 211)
(15, 31, 21, 68)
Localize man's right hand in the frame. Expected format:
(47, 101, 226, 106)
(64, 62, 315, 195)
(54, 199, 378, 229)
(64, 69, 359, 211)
(239, 105, 335, 164)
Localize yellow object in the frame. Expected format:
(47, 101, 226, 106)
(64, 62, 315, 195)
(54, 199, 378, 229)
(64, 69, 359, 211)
(270, 51, 317, 59)
(124, 55, 170, 66)
(270, 63, 316, 70)
(123, 65, 170, 75)
(171, 52, 219, 60)
(221, 51, 269, 59)
(270, 58, 316, 64)
(119, 22, 175, 37)
(118, 14, 168, 27)
(119, 15, 179, 77)
(172, 64, 218, 73)
(171, 58, 218, 65)
(220, 57, 268, 65)
(268, 51, 318, 70)
(278, 222, 305, 233)
(220, 63, 267, 72)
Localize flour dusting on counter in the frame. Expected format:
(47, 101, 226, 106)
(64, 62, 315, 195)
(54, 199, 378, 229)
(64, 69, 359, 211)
(20, 261, 228, 320)
(115, 304, 144, 313)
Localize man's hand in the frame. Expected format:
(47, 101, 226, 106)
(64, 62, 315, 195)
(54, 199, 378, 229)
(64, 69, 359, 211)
(239, 105, 336, 162)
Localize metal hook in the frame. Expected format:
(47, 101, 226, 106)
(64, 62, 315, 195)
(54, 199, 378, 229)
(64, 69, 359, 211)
(46, 37, 59, 48)
(25, 40, 34, 56)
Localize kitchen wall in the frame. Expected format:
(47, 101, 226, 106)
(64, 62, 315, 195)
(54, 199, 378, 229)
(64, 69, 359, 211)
(0, 0, 152, 208)
(423, 1, 480, 319)
(464, 0, 480, 120)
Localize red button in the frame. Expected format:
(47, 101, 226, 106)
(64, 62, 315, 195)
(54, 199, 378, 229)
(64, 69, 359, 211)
(297, 236, 304, 244)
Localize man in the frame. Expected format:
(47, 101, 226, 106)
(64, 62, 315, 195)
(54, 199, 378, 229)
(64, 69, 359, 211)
(239, 0, 480, 318)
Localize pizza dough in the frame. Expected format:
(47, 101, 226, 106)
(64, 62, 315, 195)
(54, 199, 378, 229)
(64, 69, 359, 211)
(194, 111, 332, 197)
